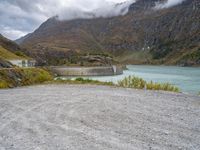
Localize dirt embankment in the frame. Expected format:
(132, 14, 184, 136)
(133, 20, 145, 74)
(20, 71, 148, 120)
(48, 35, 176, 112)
(0, 68, 53, 88)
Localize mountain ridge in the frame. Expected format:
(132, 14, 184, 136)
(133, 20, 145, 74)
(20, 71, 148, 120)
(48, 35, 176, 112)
(0, 34, 31, 67)
(17, 0, 200, 66)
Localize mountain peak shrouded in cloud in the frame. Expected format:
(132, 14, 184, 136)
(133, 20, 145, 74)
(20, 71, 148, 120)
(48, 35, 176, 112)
(0, 0, 136, 40)
(57, 0, 135, 20)
(0, 0, 189, 40)
(154, 0, 186, 9)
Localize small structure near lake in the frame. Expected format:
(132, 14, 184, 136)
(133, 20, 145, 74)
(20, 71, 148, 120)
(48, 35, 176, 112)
(50, 54, 123, 76)
(0, 45, 36, 68)
(8, 59, 36, 67)
(50, 66, 123, 76)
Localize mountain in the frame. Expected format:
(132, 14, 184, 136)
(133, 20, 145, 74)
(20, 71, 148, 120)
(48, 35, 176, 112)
(15, 33, 31, 45)
(0, 34, 30, 57)
(0, 34, 29, 67)
(18, 0, 200, 66)
(0, 34, 23, 53)
(0, 45, 23, 60)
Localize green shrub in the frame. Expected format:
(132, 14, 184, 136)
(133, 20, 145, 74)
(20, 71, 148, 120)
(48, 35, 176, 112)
(118, 76, 146, 89)
(0, 68, 53, 89)
(54, 77, 114, 86)
(146, 82, 179, 92)
(14, 51, 27, 58)
(0, 80, 9, 88)
(21, 68, 53, 85)
(75, 77, 85, 82)
(75, 78, 114, 85)
(118, 76, 180, 92)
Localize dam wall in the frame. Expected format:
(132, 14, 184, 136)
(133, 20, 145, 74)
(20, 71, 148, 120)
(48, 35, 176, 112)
(50, 66, 123, 76)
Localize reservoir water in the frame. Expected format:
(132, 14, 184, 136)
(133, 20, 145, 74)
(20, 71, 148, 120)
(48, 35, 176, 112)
(86, 65, 200, 95)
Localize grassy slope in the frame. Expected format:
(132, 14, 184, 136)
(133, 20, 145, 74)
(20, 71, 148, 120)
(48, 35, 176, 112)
(115, 51, 152, 64)
(0, 68, 53, 88)
(165, 47, 200, 66)
(0, 46, 23, 60)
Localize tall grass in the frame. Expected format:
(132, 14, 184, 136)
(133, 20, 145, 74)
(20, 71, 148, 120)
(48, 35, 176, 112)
(21, 68, 53, 85)
(54, 77, 114, 86)
(0, 80, 9, 88)
(0, 69, 180, 93)
(118, 76, 180, 92)
(55, 76, 179, 93)
(0, 68, 53, 89)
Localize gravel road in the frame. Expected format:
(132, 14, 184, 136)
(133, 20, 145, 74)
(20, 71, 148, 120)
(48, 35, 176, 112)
(0, 84, 199, 150)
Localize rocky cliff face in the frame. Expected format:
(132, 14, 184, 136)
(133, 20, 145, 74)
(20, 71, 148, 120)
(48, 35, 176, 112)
(0, 58, 13, 68)
(18, 0, 200, 66)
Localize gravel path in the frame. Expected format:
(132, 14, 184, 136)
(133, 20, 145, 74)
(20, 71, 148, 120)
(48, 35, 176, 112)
(0, 84, 199, 150)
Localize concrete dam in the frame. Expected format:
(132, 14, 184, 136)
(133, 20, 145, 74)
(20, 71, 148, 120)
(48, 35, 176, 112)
(50, 66, 123, 76)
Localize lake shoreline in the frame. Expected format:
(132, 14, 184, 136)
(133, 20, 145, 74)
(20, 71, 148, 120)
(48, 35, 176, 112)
(81, 65, 200, 95)
(1, 65, 199, 95)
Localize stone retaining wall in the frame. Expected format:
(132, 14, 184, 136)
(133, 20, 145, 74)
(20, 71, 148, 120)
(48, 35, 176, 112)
(50, 66, 123, 76)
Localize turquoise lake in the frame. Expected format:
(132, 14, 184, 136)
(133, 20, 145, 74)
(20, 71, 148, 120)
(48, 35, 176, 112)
(86, 65, 200, 95)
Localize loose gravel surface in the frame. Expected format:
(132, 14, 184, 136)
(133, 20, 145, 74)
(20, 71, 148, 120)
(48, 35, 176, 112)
(0, 84, 199, 150)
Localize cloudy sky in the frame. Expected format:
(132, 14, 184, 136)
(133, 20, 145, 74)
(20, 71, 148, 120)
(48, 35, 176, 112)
(0, 0, 185, 40)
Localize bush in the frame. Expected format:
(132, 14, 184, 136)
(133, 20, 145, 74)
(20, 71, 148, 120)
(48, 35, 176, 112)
(0, 68, 53, 89)
(14, 51, 27, 58)
(75, 78, 114, 85)
(146, 81, 179, 92)
(118, 76, 180, 92)
(21, 68, 53, 85)
(75, 77, 85, 82)
(0, 80, 9, 88)
(55, 77, 114, 86)
(118, 76, 146, 89)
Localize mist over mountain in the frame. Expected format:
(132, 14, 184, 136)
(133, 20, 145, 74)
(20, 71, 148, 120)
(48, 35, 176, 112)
(1, 0, 191, 40)
(155, 0, 186, 9)
(0, 0, 135, 40)
(57, 0, 136, 20)
(16, 0, 200, 66)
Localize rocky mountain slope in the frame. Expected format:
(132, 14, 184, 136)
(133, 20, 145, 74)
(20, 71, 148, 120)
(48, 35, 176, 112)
(18, 0, 200, 66)
(1, 34, 23, 53)
(0, 58, 13, 68)
(0, 34, 28, 57)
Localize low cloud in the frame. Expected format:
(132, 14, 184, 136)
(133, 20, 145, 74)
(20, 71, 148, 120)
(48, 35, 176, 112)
(0, 26, 28, 40)
(0, 0, 188, 40)
(154, 0, 186, 9)
(0, 0, 135, 40)
(58, 0, 135, 20)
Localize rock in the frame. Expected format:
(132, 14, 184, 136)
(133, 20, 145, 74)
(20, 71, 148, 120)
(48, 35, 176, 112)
(0, 58, 13, 68)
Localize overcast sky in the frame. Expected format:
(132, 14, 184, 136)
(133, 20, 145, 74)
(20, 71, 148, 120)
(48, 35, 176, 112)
(0, 0, 185, 40)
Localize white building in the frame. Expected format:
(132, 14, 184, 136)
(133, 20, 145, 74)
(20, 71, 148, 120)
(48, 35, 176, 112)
(8, 59, 36, 67)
